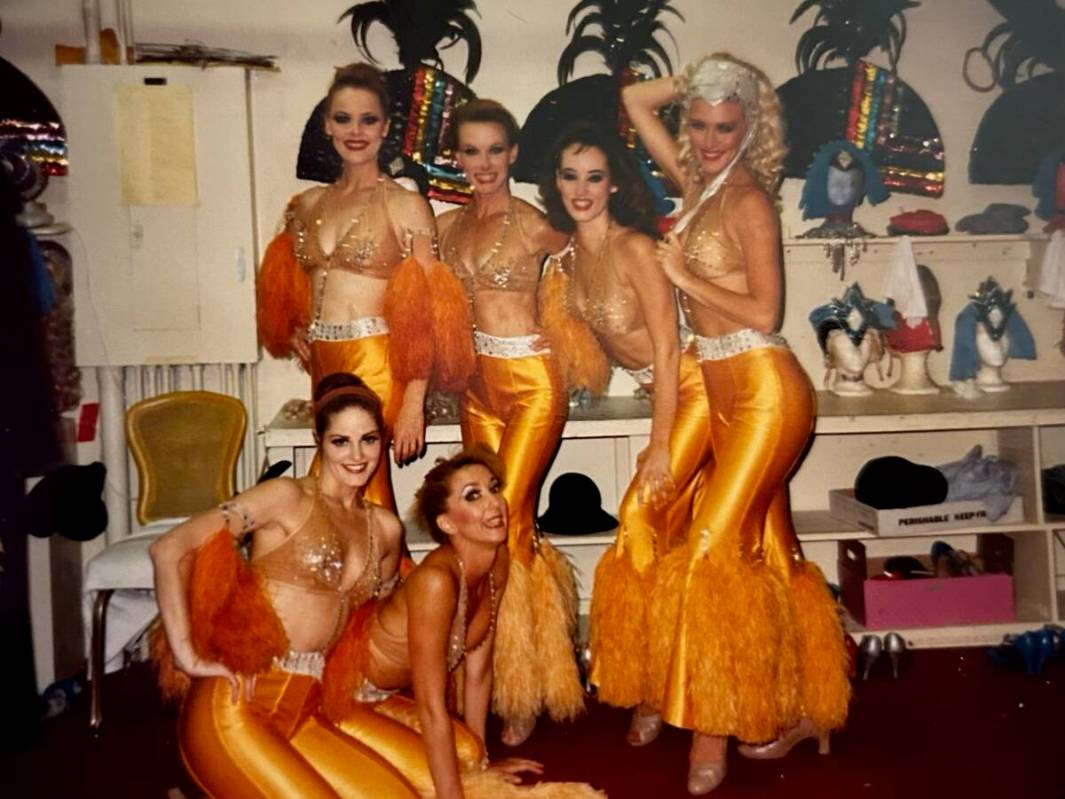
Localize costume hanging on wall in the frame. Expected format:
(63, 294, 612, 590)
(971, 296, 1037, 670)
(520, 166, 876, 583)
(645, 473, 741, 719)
(966, 1, 1065, 184)
(513, 0, 683, 210)
(777, 2, 944, 196)
(949, 277, 1036, 382)
(650, 162, 849, 742)
(256, 183, 473, 510)
(439, 199, 585, 731)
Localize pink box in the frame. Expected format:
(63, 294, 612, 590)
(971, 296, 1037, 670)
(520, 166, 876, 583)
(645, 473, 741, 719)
(838, 540, 1015, 629)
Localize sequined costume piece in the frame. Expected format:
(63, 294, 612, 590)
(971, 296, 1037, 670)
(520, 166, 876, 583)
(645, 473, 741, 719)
(645, 183, 851, 741)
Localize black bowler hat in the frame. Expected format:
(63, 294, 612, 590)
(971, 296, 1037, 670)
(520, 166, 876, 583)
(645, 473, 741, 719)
(22, 462, 108, 541)
(536, 473, 618, 536)
(854, 456, 948, 510)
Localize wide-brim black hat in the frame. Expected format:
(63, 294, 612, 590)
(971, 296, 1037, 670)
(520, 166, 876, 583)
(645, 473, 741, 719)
(536, 472, 618, 536)
(854, 456, 948, 510)
(22, 462, 108, 541)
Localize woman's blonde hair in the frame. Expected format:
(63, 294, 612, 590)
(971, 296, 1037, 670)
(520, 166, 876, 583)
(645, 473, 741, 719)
(676, 52, 787, 197)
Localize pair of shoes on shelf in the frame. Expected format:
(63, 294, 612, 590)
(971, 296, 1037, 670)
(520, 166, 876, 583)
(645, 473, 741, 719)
(627, 707, 663, 747)
(859, 632, 906, 679)
(736, 718, 830, 760)
(500, 716, 536, 747)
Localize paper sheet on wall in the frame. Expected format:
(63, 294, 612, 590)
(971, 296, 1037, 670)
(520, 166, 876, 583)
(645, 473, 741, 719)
(116, 84, 198, 206)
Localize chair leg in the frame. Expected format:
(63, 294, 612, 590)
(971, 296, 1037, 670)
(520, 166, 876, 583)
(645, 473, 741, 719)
(89, 589, 113, 735)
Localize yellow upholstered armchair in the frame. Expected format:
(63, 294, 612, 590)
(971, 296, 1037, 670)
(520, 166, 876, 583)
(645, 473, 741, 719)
(82, 391, 246, 732)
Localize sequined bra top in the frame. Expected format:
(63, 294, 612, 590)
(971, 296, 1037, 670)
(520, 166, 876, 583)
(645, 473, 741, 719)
(567, 237, 642, 339)
(681, 176, 750, 283)
(252, 491, 383, 637)
(441, 199, 542, 297)
(287, 181, 407, 280)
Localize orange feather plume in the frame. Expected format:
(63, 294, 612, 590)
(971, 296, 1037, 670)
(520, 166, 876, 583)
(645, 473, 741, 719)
(321, 599, 379, 722)
(538, 266, 610, 394)
(383, 257, 434, 383)
(428, 262, 476, 392)
(257, 231, 310, 358)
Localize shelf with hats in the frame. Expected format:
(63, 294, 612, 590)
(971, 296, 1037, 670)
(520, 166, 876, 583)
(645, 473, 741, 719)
(782, 233, 1048, 265)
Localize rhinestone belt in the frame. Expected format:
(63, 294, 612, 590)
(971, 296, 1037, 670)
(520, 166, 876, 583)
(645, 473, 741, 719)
(273, 649, 326, 679)
(307, 316, 389, 343)
(473, 331, 546, 359)
(692, 329, 787, 361)
(626, 364, 654, 385)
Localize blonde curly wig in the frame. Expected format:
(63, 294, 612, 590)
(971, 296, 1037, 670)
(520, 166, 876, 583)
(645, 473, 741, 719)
(676, 52, 787, 197)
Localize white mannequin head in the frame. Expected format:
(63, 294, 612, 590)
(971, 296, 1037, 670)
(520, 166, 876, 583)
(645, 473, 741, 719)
(826, 328, 874, 396)
(974, 318, 1011, 391)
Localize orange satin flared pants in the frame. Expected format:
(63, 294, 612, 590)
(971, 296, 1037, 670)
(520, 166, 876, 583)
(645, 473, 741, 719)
(179, 672, 419, 798)
(460, 352, 566, 564)
(310, 333, 400, 511)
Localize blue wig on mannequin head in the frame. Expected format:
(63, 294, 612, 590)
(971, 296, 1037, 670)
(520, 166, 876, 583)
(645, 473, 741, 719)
(800, 140, 889, 220)
(1032, 147, 1065, 222)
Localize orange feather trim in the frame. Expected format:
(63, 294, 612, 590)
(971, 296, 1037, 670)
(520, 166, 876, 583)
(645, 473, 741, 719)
(256, 231, 310, 358)
(383, 257, 434, 383)
(428, 262, 476, 392)
(149, 620, 189, 705)
(790, 562, 851, 731)
(538, 267, 610, 394)
(151, 529, 288, 702)
(588, 546, 654, 708)
(648, 543, 801, 742)
(321, 598, 379, 723)
(531, 541, 585, 722)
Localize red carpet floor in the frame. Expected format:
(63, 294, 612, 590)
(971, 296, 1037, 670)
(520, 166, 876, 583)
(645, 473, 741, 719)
(2, 647, 1063, 798)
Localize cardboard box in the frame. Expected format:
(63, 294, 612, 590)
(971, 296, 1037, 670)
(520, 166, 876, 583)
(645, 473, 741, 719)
(829, 488, 1023, 536)
(837, 540, 1016, 629)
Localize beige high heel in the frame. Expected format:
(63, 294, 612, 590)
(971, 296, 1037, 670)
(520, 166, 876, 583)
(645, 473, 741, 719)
(687, 758, 727, 795)
(626, 708, 663, 747)
(735, 718, 830, 759)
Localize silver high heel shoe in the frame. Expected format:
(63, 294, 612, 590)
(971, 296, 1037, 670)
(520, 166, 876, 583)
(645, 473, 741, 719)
(859, 634, 883, 680)
(884, 632, 906, 679)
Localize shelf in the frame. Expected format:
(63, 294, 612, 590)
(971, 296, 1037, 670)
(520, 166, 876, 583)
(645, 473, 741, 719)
(262, 381, 1065, 447)
(814, 381, 1065, 434)
(843, 619, 1046, 649)
(782, 233, 1046, 265)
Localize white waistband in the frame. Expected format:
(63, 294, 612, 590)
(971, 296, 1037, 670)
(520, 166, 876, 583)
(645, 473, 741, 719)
(473, 331, 546, 359)
(626, 364, 654, 385)
(308, 316, 389, 343)
(692, 329, 788, 361)
(274, 649, 325, 679)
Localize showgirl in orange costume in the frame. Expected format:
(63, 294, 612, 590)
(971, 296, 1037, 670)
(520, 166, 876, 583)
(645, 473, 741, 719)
(436, 100, 583, 747)
(624, 53, 851, 794)
(334, 448, 604, 799)
(151, 373, 412, 797)
(538, 123, 712, 743)
(256, 64, 473, 511)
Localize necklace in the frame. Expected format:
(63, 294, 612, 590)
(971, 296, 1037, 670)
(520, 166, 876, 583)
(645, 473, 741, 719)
(447, 551, 498, 672)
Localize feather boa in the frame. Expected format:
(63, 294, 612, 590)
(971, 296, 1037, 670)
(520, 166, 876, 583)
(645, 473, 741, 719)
(428, 261, 476, 392)
(256, 231, 310, 358)
(537, 265, 610, 394)
(383, 257, 434, 383)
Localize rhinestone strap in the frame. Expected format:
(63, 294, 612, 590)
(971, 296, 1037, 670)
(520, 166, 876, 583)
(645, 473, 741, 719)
(626, 364, 654, 385)
(354, 677, 397, 704)
(273, 649, 326, 679)
(307, 316, 389, 342)
(692, 329, 787, 362)
(473, 331, 545, 359)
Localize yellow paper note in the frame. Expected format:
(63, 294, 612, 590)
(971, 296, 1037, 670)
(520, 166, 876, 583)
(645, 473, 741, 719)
(116, 83, 198, 206)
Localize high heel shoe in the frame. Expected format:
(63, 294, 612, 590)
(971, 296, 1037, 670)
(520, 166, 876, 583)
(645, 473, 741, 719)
(884, 632, 906, 679)
(736, 718, 830, 760)
(626, 708, 663, 747)
(859, 634, 882, 680)
(687, 759, 727, 795)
